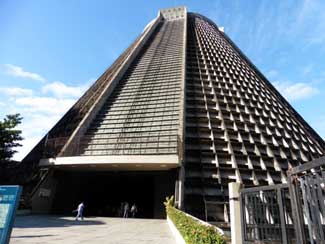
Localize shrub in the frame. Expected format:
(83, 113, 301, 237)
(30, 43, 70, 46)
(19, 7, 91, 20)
(164, 196, 225, 244)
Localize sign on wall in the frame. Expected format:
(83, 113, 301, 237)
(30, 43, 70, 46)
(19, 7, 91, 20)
(0, 186, 22, 244)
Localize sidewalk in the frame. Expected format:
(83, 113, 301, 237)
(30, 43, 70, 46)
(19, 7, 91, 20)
(10, 215, 177, 244)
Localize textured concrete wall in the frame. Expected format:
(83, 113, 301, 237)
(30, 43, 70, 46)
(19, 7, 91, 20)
(31, 172, 58, 214)
(153, 171, 177, 218)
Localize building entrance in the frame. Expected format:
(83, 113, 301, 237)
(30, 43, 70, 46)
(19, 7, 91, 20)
(49, 169, 176, 219)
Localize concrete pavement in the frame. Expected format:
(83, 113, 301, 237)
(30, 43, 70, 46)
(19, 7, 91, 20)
(10, 215, 177, 244)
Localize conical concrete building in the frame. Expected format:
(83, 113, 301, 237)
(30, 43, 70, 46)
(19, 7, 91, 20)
(21, 7, 324, 221)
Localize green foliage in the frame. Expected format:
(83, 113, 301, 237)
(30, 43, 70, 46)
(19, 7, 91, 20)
(0, 114, 23, 162)
(164, 195, 175, 207)
(165, 197, 225, 244)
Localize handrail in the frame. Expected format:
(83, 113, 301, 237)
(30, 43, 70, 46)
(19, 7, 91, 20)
(28, 169, 50, 203)
(288, 156, 325, 176)
(240, 183, 288, 194)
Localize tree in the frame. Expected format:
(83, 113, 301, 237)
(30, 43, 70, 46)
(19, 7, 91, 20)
(0, 114, 23, 162)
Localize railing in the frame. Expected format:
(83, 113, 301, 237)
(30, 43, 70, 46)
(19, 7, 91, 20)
(43, 137, 70, 157)
(43, 134, 182, 158)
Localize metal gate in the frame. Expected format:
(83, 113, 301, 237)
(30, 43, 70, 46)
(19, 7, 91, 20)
(240, 184, 295, 243)
(240, 156, 325, 244)
(288, 156, 325, 244)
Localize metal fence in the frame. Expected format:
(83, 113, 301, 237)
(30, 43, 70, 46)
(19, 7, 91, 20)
(239, 156, 325, 244)
(240, 184, 295, 244)
(288, 156, 325, 244)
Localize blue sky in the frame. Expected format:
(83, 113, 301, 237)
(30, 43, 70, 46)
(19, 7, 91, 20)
(0, 0, 324, 160)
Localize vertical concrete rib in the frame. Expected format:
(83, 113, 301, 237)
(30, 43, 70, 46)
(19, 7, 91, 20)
(176, 6, 187, 210)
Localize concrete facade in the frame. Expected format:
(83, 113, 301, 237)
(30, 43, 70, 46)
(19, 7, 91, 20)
(182, 13, 324, 222)
(19, 6, 324, 224)
(31, 171, 58, 214)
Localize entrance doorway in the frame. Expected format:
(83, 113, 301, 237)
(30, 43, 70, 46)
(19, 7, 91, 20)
(51, 170, 176, 218)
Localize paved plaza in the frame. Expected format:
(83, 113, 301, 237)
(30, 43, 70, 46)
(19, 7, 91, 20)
(10, 215, 177, 244)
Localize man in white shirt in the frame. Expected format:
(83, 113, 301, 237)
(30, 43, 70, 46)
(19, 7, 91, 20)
(75, 202, 85, 221)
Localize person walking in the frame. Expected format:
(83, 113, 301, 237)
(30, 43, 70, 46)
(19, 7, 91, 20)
(118, 202, 124, 217)
(75, 202, 85, 221)
(130, 203, 137, 218)
(123, 202, 129, 218)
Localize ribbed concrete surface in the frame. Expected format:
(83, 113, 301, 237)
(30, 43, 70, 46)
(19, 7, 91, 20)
(10, 215, 177, 244)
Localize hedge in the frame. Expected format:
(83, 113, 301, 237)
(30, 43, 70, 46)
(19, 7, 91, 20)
(165, 196, 225, 244)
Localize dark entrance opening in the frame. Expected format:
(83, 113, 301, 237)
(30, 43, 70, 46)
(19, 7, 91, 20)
(51, 169, 176, 219)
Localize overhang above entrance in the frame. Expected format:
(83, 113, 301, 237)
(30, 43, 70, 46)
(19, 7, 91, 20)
(39, 155, 180, 171)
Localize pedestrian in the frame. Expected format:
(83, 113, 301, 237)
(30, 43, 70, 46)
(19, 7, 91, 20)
(75, 202, 85, 221)
(130, 203, 137, 218)
(119, 202, 124, 217)
(123, 202, 129, 218)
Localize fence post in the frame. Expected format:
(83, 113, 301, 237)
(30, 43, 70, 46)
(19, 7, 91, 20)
(229, 182, 243, 244)
(288, 175, 306, 244)
(277, 187, 288, 244)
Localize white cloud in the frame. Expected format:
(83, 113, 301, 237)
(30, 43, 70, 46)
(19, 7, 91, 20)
(3, 64, 46, 82)
(15, 96, 76, 115)
(19, 113, 61, 134)
(13, 112, 63, 161)
(0, 77, 92, 161)
(13, 136, 40, 161)
(87, 77, 96, 84)
(265, 70, 278, 79)
(42, 81, 88, 98)
(11, 100, 73, 160)
(273, 81, 319, 101)
(0, 86, 33, 97)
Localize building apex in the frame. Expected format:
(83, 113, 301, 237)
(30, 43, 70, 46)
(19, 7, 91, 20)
(159, 6, 187, 21)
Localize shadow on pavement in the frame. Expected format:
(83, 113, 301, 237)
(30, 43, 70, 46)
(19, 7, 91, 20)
(11, 234, 55, 238)
(13, 215, 106, 228)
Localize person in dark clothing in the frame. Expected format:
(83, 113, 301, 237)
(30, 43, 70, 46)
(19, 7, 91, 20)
(123, 202, 129, 218)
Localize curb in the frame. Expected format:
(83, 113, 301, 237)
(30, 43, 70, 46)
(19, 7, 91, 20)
(166, 216, 186, 244)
